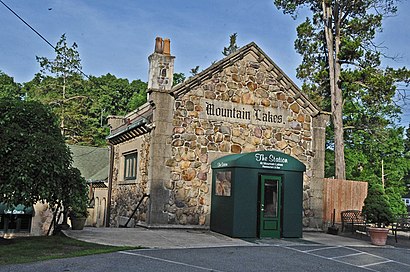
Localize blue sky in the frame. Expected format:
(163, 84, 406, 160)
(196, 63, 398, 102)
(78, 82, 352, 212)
(1, 0, 409, 126)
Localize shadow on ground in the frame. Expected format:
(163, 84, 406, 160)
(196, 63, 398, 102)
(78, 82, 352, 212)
(335, 230, 410, 248)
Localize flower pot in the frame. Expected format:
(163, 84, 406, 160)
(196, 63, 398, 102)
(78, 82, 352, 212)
(368, 227, 389, 246)
(71, 217, 87, 230)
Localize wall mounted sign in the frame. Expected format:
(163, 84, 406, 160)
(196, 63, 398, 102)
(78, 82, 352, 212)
(211, 151, 306, 172)
(200, 99, 289, 127)
(254, 153, 288, 170)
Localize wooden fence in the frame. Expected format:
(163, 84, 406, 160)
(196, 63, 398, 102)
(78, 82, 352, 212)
(322, 178, 368, 224)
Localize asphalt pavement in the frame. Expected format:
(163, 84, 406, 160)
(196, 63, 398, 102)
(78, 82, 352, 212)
(2, 227, 410, 272)
(61, 226, 410, 249)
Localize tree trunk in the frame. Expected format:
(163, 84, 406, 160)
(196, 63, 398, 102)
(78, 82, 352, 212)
(322, 0, 346, 179)
(61, 76, 66, 137)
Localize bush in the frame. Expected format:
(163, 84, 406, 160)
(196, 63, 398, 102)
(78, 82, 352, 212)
(362, 184, 393, 227)
(64, 168, 89, 219)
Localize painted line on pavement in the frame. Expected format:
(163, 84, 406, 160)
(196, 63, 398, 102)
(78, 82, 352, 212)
(283, 245, 379, 272)
(359, 260, 394, 268)
(330, 252, 365, 259)
(283, 244, 410, 272)
(119, 251, 225, 272)
(303, 246, 342, 252)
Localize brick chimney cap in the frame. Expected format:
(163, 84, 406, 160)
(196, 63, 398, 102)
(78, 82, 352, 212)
(155, 37, 163, 54)
(163, 38, 171, 56)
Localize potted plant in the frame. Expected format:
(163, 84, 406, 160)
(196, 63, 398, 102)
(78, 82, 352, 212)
(68, 205, 89, 230)
(362, 184, 393, 246)
(63, 168, 89, 230)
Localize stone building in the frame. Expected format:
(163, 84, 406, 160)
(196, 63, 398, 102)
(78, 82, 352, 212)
(106, 37, 328, 235)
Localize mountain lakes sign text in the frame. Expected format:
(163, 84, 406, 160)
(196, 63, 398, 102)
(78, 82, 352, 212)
(200, 99, 289, 127)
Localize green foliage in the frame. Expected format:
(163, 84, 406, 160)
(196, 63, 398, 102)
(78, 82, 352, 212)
(0, 98, 71, 207)
(362, 184, 393, 227)
(128, 80, 148, 109)
(83, 74, 147, 145)
(190, 66, 200, 76)
(31, 34, 87, 144)
(0, 71, 22, 99)
(405, 125, 410, 154)
(0, 235, 139, 265)
(63, 168, 89, 218)
(274, 0, 410, 180)
(282, 0, 410, 112)
(19, 33, 148, 147)
(173, 72, 186, 86)
(385, 187, 407, 217)
(222, 33, 239, 56)
(36, 33, 82, 78)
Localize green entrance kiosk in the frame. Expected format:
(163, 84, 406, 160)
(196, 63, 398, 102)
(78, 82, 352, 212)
(210, 150, 305, 238)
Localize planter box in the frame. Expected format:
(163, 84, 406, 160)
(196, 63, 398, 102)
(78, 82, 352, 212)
(368, 227, 389, 246)
(71, 217, 86, 230)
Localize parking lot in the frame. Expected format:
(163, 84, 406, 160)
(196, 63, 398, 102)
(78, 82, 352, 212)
(2, 233, 410, 272)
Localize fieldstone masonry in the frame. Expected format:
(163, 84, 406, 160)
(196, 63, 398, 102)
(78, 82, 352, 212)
(107, 40, 328, 230)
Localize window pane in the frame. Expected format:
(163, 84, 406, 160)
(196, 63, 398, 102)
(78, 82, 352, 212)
(264, 180, 278, 218)
(215, 171, 231, 196)
(124, 153, 137, 180)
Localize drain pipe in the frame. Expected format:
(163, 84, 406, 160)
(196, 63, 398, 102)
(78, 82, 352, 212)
(105, 143, 114, 227)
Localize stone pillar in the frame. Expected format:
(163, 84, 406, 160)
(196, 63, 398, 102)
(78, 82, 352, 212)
(146, 37, 175, 226)
(309, 113, 330, 229)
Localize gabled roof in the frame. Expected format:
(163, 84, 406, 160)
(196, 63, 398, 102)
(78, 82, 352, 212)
(172, 42, 321, 116)
(69, 145, 109, 182)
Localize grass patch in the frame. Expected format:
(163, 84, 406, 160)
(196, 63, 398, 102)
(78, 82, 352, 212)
(0, 234, 140, 265)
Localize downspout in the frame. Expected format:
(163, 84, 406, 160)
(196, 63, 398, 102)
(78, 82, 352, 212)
(105, 143, 114, 227)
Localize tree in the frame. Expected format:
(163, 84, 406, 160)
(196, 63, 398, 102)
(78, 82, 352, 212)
(0, 98, 74, 208)
(274, 0, 410, 179)
(34, 34, 87, 141)
(405, 125, 410, 155)
(83, 74, 147, 145)
(0, 98, 88, 233)
(173, 72, 186, 86)
(0, 71, 22, 99)
(222, 33, 239, 56)
(190, 66, 200, 76)
(345, 126, 409, 215)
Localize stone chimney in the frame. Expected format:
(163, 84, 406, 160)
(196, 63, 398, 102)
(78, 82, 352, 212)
(147, 37, 175, 93)
(146, 37, 175, 226)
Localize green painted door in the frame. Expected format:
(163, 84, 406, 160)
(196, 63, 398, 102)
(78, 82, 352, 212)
(259, 175, 281, 238)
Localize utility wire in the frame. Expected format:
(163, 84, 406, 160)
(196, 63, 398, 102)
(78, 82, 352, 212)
(0, 0, 90, 80)
(0, 0, 55, 50)
(0, 0, 151, 129)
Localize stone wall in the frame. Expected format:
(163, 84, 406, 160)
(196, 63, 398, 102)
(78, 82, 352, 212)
(109, 134, 150, 227)
(164, 53, 321, 227)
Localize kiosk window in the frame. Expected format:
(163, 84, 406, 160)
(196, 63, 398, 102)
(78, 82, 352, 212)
(215, 171, 232, 196)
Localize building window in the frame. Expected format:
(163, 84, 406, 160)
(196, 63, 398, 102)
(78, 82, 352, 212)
(124, 152, 137, 180)
(215, 171, 232, 197)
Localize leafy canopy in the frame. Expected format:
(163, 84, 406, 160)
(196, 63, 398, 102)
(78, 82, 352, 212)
(22, 34, 149, 147)
(0, 71, 22, 100)
(274, 0, 410, 180)
(0, 98, 82, 208)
